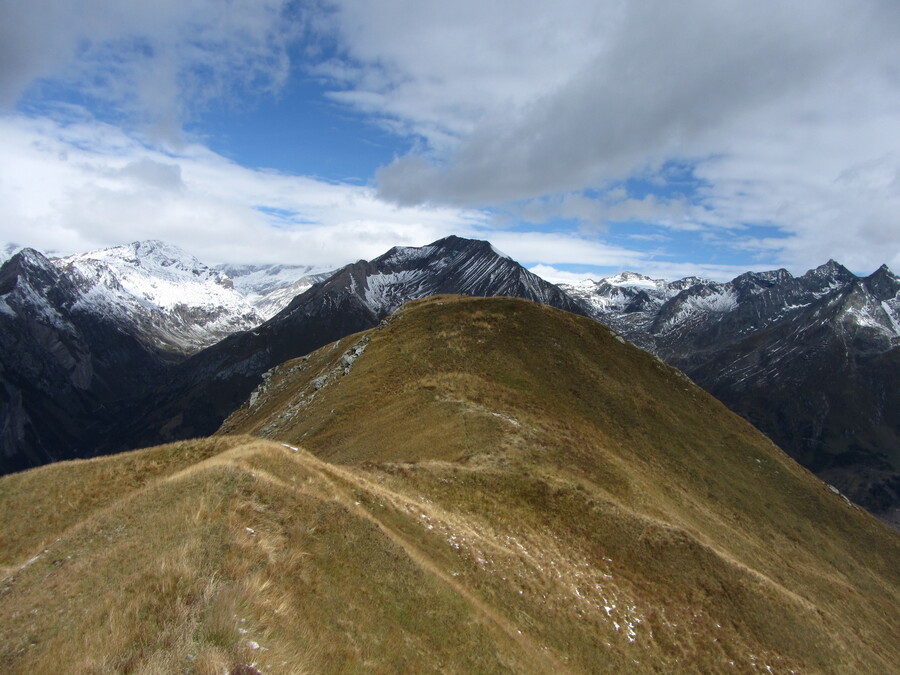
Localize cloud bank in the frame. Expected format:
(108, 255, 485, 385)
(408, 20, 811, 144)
(0, 113, 496, 266)
(0, 0, 297, 139)
(318, 0, 900, 271)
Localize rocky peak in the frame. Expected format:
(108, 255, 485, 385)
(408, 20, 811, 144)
(69, 240, 220, 282)
(863, 264, 900, 300)
(805, 259, 855, 283)
(603, 271, 656, 286)
(0, 248, 74, 306)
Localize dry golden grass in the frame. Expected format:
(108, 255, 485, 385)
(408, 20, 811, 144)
(220, 295, 900, 672)
(2, 296, 898, 673)
(0, 438, 542, 673)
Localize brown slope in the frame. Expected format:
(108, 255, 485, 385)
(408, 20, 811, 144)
(1, 296, 897, 673)
(221, 294, 900, 672)
(0, 438, 552, 673)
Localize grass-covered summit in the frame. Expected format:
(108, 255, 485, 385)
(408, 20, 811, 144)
(2, 295, 898, 673)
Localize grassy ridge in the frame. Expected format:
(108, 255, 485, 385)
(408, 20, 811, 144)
(2, 296, 898, 672)
(222, 295, 900, 671)
(0, 439, 545, 673)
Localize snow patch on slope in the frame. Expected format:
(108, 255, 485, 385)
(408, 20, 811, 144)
(363, 270, 428, 314)
(216, 263, 334, 318)
(489, 244, 512, 260)
(54, 240, 263, 354)
(60, 240, 241, 311)
(603, 271, 668, 290)
(882, 298, 900, 335)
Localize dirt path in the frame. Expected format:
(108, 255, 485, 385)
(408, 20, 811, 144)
(157, 439, 572, 672)
(275, 443, 573, 674)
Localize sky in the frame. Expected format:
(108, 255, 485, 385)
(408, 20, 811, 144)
(1, 1, 899, 283)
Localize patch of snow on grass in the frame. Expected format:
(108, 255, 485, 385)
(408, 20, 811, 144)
(490, 412, 520, 426)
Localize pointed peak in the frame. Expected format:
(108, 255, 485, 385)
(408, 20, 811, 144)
(65, 240, 208, 276)
(820, 259, 849, 273)
(804, 259, 854, 281)
(609, 271, 651, 281)
(0, 248, 58, 296)
(862, 263, 900, 298)
(376, 236, 513, 268)
(602, 271, 660, 288)
(10, 247, 54, 269)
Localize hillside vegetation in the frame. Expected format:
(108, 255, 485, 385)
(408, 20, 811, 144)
(2, 296, 898, 673)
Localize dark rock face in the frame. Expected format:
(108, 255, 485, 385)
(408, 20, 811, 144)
(566, 261, 900, 524)
(0, 250, 169, 473)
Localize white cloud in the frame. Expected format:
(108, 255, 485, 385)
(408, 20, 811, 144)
(0, 0, 297, 138)
(0, 113, 681, 275)
(486, 231, 644, 269)
(315, 0, 613, 150)
(510, 192, 709, 231)
(528, 265, 602, 285)
(0, 113, 488, 266)
(3, 0, 899, 277)
(691, 83, 900, 272)
(314, 0, 900, 272)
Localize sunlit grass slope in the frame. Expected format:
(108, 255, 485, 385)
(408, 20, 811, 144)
(1, 296, 897, 673)
(222, 295, 900, 672)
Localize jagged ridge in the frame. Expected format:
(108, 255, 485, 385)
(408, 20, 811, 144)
(564, 261, 900, 524)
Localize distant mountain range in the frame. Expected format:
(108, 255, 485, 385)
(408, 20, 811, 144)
(562, 262, 900, 524)
(0, 236, 897, 526)
(213, 262, 333, 320)
(56, 241, 264, 355)
(0, 236, 581, 474)
(0, 241, 326, 352)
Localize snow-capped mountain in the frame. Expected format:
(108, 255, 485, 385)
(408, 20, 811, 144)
(563, 271, 692, 349)
(565, 261, 900, 525)
(55, 241, 264, 355)
(293, 235, 583, 320)
(561, 262, 899, 350)
(215, 263, 334, 319)
(0, 248, 169, 471)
